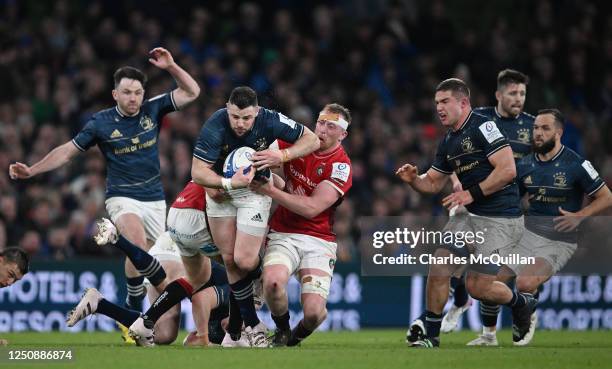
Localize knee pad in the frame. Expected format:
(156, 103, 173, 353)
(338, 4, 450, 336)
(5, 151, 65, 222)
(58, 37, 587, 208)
(301, 274, 332, 298)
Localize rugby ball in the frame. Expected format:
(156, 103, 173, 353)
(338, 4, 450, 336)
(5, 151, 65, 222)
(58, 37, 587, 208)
(223, 146, 255, 178)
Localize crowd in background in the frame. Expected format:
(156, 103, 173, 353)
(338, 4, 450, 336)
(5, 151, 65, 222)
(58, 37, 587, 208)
(1, 0, 611, 262)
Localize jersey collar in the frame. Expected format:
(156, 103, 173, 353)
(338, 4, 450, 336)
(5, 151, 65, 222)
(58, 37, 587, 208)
(494, 106, 518, 120)
(453, 110, 472, 132)
(115, 106, 140, 118)
(535, 145, 565, 163)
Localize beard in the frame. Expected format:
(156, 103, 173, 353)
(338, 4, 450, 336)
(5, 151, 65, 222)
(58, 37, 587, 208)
(532, 137, 556, 154)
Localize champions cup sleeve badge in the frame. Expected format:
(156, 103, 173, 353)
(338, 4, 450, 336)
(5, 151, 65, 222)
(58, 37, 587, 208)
(140, 115, 154, 130)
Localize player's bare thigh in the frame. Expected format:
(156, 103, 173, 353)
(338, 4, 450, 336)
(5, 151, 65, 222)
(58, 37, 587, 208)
(115, 213, 150, 250)
(207, 217, 237, 256)
(181, 253, 212, 288)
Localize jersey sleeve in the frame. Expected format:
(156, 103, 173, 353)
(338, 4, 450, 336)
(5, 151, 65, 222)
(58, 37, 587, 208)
(515, 158, 530, 196)
(270, 111, 305, 143)
(72, 119, 98, 151)
(147, 91, 178, 120)
(576, 159, 605, 196)
(475, 120, 510, 157)
(323, 159, 353, 196)
(193, 119, 222, 164)
(430, 137, 452, 174)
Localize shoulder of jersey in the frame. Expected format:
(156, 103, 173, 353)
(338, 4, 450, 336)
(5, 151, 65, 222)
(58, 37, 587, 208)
(92, 107, 117, 122)
(473, 106, 495, 118)
(560, 146, 582, 164)
(336, 145, 352, 163)
(521, 111, 536, 119)
(256, 107, 277, 122)
(470, 111, 491, 125)
(206, 108, 228, 125)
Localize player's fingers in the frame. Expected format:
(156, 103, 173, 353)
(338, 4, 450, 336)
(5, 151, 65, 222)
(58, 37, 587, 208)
(395, 165, 409, 174)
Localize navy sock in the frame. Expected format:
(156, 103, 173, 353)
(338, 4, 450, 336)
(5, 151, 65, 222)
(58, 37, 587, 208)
(125, 276, 146, 311)
(417, 311, 426, 323)
(227, 291, 244, 339)
(425, 310, 443, 339)
(272, 311, 290, 331)
(451, 276, 469, 307)
(480, 302, 500, 328)
(506, 291, 527, 309)
(142, 278, 193, 328)
(97, 298, 140, 328)
(116, 236, 166, 286)
(230, 277, 260, 328)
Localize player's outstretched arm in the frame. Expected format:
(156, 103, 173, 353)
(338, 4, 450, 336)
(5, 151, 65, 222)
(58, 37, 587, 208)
(252, 127, 320, 170)
(149, 47, 200, 109)
(251, 179, 340, 219)
(8, 140, 80, 180)
(396, 164, 448, 194)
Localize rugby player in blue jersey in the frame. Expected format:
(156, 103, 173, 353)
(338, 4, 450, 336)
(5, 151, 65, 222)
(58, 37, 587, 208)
(397, 78, 536, 348)
(437, 70, 536, 344)
(8, 47, 200, 313)
(510, 109, 612, 344)
(190, 86, 320, 347)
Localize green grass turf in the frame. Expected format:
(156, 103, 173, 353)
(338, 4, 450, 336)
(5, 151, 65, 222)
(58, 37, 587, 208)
(1, 329, 611, 369)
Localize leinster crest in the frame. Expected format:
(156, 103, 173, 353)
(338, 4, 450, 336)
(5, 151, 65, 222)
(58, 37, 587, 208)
(461, 137, 474, 153)
(553, 172, 567, 187)
(140, 115, 154, 130)
(517, 128, 530, 144)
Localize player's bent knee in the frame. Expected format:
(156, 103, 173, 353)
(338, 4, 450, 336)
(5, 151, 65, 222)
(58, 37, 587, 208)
(465, 275, 486, 299)
(233, 253, 258, 272)
(516, 277, 538, 294)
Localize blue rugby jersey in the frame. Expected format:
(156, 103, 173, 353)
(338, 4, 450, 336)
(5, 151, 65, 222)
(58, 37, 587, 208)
(431, 111, 522, 217)
(193, 107, 305, 174)
(72, 92, 177, 201)
(474, 107, 535, 161)
(517, 146, 605, 242)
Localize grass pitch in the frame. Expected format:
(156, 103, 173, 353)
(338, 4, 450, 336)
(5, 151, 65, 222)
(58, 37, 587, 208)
(1, 329, 611, 369)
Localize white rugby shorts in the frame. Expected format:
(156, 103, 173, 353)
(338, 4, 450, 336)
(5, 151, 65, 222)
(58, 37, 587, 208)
(105, 196, 166, 242)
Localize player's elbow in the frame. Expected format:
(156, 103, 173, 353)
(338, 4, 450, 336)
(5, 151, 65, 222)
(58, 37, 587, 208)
(189, 83, 201, 99)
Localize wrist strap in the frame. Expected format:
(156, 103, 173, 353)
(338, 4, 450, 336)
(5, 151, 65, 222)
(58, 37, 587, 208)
(281, 149, 290, 163)
(468, 184, 485, 201)
(221, 177, 233, 191)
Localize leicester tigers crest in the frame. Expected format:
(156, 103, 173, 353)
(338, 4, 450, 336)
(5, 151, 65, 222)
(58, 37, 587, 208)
(140, 115, 154, 130)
